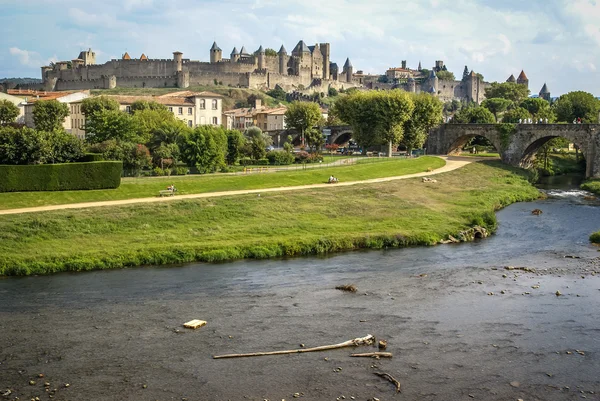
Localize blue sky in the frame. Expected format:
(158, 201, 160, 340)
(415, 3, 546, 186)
(1, 0, 599, 96)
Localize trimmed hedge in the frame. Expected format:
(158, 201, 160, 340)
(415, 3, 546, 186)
(0, 161, 122, 192)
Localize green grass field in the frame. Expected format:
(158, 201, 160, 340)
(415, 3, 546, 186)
(458, 152, 500, 158)
(0, 161, 540, 276)
(0, 156, 444, 210)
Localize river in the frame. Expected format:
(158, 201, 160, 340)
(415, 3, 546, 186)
(1, 179, 599, 401)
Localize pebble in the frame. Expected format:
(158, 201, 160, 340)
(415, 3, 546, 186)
(29, 380, 36, 386)
(510, 381, 520, 388)
(142, 384, 147, 389)
(501, 290, 506, 294)
(293, 393, 300, 398)
(502, 274, 507, 278)
(556, 290, 562, 296)
(487, 292, 494, 296)
(532, 285, 540, 289)
(64, 383, 70, 388)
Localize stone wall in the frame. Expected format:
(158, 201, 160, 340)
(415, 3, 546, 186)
(188, 71, 248, 87)
(116, 76, 178, 88)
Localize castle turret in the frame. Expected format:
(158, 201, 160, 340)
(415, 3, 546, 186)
(173, 51, 183, 72)
(539, 83, 551, 102)
(319, 43, 330, 79)
(210, 42, 222, 63)
(517, 70, 529, 89)
(401, 60, 407, 69)
(466, 70, 482, 104)
(40, 66, 52, 83)
(506, 74, 516, 83)
(278, 45, 287, 74)
(428, 69, 438, 93)
(292, 40, 310, 57)
(240, 46, 250, 58)
(418, 61, 422, 71)
(71, 59, 84, 69)
(343, 58, 353, 83)
(257, 45, 266, 70)
(77, 48, 96, 66)
(230, 47, 240, 63)
(434, 60, 444, 71)
(408, 77, 416, 93)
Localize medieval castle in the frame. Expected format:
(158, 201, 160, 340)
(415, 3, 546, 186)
(37, 41, 358, 93)
(29, 40, 546, 105)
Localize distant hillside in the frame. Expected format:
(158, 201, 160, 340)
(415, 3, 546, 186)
(0, 78, 42, 85)
(90, 86, 288, 110)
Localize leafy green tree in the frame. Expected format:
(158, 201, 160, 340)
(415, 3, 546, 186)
(226, 129, 246, 165)
(453, 106, 496, 124)
(304, 128, 325, 152)
(179, 126, 227, 173)
(81, 96, 120, 116)
(132, 108, 181, 144)
(32, 100, 69, 132)
(377, 75, 389, 83)
(436, 71, 455, 81)
(148, 121, 187, 151)
(244, 126, 272, 160)
(45, 129, 85, 164)
(266, 86, 286, 101)
(85, 109, 137, 143)
(284, 102, 323, 149)
(130, 100, 168, 113)
(484, 82, 530, 103)
(462, 66, 469, 80)
(0, 126, 48, 164)
(152, 143, 180, 169)
(520, 98, 549, 116)
(328, 87, 338, 97)
(553, 91, 600, 123)
(0, 100, 20, 125)
(481, 98, 513, 122)
(443, 100, 462, 116)
(283, 135, 294, 153)
(402, 93, 443, 154)
(501, 107, 531, 123)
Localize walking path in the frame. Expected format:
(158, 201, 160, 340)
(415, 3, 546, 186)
(0, 157, 473, 216)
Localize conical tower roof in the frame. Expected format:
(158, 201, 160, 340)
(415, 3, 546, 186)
(517, 70, 528, 80)
(540, 83, 549, 94)
(278, 45, 287, 54)
(231, 47, 239, 55)
(429, 69, 437, 78)
(418, 61, 422, 71)
(210, 41, 221, 51)
(140, 53, 147, 60)
(292, 40, 310, 54)
(257, 45, 265, 53)
(240, 46, 249, 56)
(507, 74, 516, 83)
(122, 52, 131, 60)
(343, 58, 352, 68)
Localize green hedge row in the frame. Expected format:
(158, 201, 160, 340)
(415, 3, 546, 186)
(0, 161, 122, 192)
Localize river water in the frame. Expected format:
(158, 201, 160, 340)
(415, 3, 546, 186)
(1, 178, 599, 401)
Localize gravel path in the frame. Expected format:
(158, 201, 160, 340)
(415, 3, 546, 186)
(0, 156, 472, 215)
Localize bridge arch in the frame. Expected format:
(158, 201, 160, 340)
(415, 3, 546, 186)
(520, 135, 587, 168)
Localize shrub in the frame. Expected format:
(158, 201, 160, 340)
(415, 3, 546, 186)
(294, 151, 310, 163)
(0, 161, 122, 192)
(590, 231, 600, 244)
(173, 167, 189, 175)
(153, 167, 166, 176)
(255, 158, 269, 165)
(266, 150, 295, 165)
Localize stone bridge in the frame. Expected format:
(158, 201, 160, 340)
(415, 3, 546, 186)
(426, 124, 600, 178)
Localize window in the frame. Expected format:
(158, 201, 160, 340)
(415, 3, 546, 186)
(212, 117, 218, 125)
(200, 99, 205, 109)
(264, 123, 267, 129)
(169, 107, 173, 112)
(188, 120, 193, 127)
(212, 99, 218, 110)
(126, 105, 131, 113)
(178, 107, 183, 115)
(188, 107, 193, 115)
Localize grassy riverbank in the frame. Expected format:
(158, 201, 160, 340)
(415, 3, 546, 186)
(0, 157, 444, 210)
(0, 161, 540, 276)
(582, 179, 600, 195)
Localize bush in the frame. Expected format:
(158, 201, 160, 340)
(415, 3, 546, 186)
(266, 150, 295, 165)
(0, 161, 122, 192)
(79, 153, 104, 162)
(255, 158, 269, 165)
(173, 167, 189, 175)
(590, 231, 600, 244)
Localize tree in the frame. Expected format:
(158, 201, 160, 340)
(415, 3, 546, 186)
(402, 93, 443, 154)
(132, 108, 181, 144)
(148, 121, 187, 151)
(44, 129, 85, 164)
(501, 107, 531, 123)
(283, 135, 294, 153)
(0, 126, 49, 164)
(436, 71, 455, 81)
(244, 126, 271, 160)
(85, 109, 137, 143)
(0, 100, 20, 125)
(462, 66, 469, 80)
(32, 100, 69, 132)
(226, 129, 246, 165)
(284, 102, 323, 149)
(179, 126, 227, 173)
(130, 100, 168, 113)
(553, 91, 600, 123)
(266, 86, 286, 101)
(81, 96, 120, 116)
(481, 98, 513, 122)
(453, 106, 496, 124)
(377, 75, 389, 83)
(328, 87, 338, 97)
(484, 82, 530, 103)
(304, 127, 325, 152)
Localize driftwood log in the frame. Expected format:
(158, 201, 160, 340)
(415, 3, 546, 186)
(213, 334, 375, 359)
(374, 371, 401, 392)
(351, 352, 393, 358)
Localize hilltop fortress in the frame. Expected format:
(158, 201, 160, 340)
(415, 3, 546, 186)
(36, 41, 359, 93)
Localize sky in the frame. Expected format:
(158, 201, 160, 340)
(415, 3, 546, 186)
(1, 0, 600, 96)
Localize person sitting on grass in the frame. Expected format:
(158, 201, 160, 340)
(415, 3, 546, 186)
(328, 175, 334, 183)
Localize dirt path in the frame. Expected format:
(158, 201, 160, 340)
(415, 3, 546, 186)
(0, 156, 473, 215)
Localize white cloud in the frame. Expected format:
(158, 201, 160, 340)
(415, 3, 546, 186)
(124, 0, 153, 11)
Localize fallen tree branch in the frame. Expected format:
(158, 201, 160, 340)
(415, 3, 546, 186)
(374, 371, 401, 393)
(213, 334, 375, 359)
(351, 352, 393, 358)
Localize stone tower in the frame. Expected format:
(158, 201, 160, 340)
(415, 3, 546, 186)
(319, 43, 330, 79)
(230, 47, 240, 63)
(539, 83, 551, 102)
(343, 58, 353, 82)
(408, 77, 416, 93)
(517, 70, 529, 89)
(434, 60, 444, 71)
(77, 48, 96, 66)
(466, 70, 482, 104)
(428, 69, 438, 93)
(506, 74, 516, 83)
(278, 45, 287, 74)
(173, 51, 183, 72)
(257, 45, 266, 70)
(210, 42, 222, 63)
